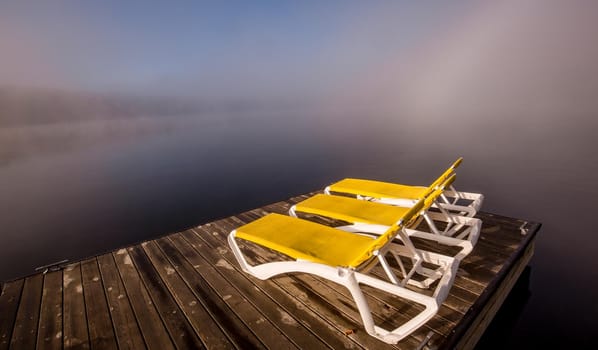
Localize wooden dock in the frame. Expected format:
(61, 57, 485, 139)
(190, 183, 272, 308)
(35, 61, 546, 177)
(0, 192, 540, 350)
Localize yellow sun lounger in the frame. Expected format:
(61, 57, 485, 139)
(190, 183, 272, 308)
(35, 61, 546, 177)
(290, 192, 480, 262)
(290, 175, 478, 287)
(228, 200, 457, 344)
(325, 157, 484, 217)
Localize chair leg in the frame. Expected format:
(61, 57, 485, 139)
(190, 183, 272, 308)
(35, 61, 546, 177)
(423, 212, 481, 247)
(446, 186, 485, 212)
(353, 272, 440, 344)
(334, 269, 441, 344)
(337, 269, 442, 344)
(377, 253, 401, 285)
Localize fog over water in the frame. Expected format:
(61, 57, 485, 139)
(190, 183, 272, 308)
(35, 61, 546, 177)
(1, 1, 598, 348)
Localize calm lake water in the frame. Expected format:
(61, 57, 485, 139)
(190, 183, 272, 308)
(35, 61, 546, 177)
(1, 110, 596, 347)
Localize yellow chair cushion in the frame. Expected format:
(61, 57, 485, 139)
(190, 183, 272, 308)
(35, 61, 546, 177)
(327, 158, 462, 201)
(295, 194, 411, 226)
(328, 178, 428, 200)
(234, 213, 379, 268)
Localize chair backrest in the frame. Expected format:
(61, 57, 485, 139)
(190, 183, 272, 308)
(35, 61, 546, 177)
(424, 174, 457, 209)
(351, 174, 455, 267)
(427, 157, 462, 192)
(364, 199, 425, 257)
(335, 161, 461, 268)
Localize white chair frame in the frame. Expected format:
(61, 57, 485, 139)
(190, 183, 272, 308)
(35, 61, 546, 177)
(228, 227, 457, 344)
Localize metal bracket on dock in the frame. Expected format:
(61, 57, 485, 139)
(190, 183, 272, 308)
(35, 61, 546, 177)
(34, 259, 69, 274)
(519, 222, 529, 235)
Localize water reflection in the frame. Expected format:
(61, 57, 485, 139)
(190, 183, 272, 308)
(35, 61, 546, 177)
(0, 118, 180, 166)
(477, 267, 532, 349)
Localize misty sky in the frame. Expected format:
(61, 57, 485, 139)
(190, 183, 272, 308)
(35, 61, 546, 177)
(2, 0, 598, 120)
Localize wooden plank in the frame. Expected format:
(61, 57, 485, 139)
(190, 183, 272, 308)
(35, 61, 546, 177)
(477, 218, 527, 248)
(158, 235, 291, 349)
(476, 238, 518, 259)
(10, 274, 43, 349)
(140, 240, 237, 350)
(113, 249, 175, 350)
(181, 228, 357, 350)
(0, 279, 24, 350)
(36, 271, 63, 350)
(127, 245, 205, 349)
(97, 254, 146, 350)
(447, 283, 481, 306)
(452, 275, 485, 296)
(80, 258, 118, 350)
(478, 212, 530, 230)
(63, 263, 90, 350)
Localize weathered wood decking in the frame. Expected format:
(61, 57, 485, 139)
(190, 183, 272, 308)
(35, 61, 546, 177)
(0, 193, 540, 350)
